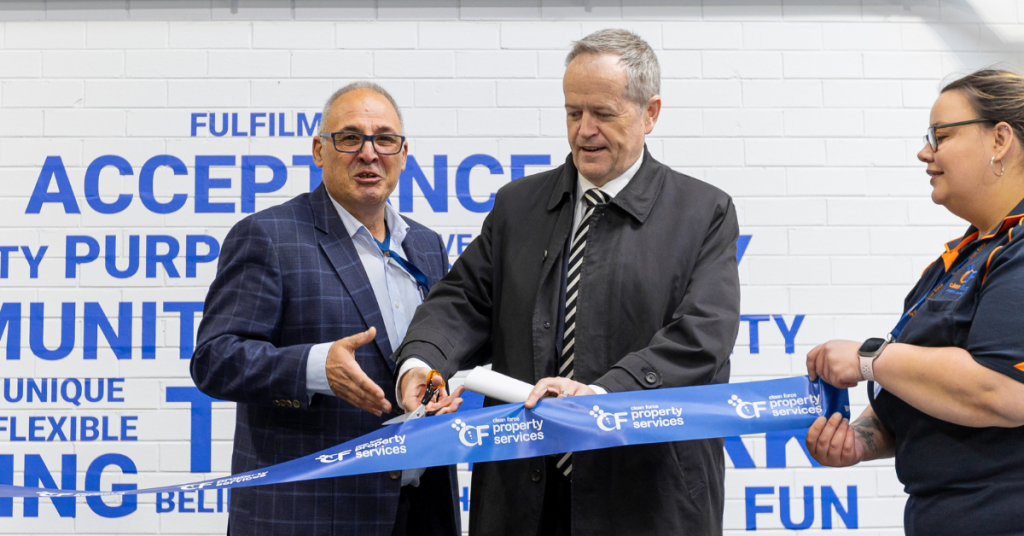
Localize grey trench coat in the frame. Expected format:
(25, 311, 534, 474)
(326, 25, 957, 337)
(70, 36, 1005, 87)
(396, 148, 741, 536)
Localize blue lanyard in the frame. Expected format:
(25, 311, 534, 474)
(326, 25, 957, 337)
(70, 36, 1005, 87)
(889, 242, 980, 341)
(374, 224, 431, 298)
(872, 240, 980, 399)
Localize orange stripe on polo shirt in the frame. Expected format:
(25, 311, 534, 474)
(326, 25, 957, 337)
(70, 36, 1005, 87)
(982, 246, 1004, 285)
(1015, 362, 1024, 372)
(982, 213, 1024, 240)
(941, 232, 979, 271)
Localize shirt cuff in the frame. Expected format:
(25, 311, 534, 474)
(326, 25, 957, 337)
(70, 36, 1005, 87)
(306, 342, 335, 399)
(588, 384, 608, 395)
(395, 358, 432, 411)
(401, 468, 424, 487)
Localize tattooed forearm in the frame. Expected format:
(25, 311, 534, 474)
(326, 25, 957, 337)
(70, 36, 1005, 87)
(851, 422, 877, 452)
(850, 413, 895, 460)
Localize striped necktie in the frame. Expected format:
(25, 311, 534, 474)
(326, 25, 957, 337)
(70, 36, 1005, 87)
(556, 187, 610, 478)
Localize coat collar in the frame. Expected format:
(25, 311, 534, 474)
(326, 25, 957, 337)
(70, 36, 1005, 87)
(546, 145, 662, 224)
(399, 227, 437, 284)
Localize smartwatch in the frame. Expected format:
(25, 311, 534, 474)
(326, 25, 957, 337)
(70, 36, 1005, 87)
(858, 336, 891, 382)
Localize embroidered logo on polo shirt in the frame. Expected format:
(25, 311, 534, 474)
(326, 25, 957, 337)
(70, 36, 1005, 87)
(947, 264, 977, 296)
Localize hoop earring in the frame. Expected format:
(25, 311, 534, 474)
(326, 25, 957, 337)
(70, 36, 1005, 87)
(991, 156, 1005, 177)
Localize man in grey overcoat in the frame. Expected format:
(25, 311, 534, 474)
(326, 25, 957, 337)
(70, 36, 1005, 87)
(372, 29, 738, 535)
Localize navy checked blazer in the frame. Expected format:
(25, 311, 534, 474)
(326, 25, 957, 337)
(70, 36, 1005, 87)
(191, 183, 460, 536)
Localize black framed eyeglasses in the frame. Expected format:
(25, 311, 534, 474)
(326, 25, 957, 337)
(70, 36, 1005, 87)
(320, 131, 406, 155)
(924, 119, 990, 151)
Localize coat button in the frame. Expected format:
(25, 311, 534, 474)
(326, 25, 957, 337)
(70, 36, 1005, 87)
(543, 321, 551, 329)
(389, 471, 401, 480)
(645, 372, 658, 384)
(531, 469, 542, 482)
(291, 400, 301, 408)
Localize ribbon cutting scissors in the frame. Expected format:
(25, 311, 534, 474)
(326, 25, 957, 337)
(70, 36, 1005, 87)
(383, 370, 445, 425)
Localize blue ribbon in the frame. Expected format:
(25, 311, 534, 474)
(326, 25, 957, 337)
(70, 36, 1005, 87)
(0, 376, 847, 499)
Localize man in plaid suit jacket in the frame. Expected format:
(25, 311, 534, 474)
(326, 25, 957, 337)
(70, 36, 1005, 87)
(191, 83, 462, 536)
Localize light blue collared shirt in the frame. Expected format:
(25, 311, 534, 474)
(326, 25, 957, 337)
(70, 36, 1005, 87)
(307, 199, 424, 397)
(305, 198, 426, 486)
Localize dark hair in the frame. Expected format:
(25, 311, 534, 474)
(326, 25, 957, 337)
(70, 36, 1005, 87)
(942, 69, 1024, 144)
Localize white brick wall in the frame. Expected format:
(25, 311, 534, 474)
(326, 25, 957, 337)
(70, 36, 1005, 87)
(3, 1, 1022, 534)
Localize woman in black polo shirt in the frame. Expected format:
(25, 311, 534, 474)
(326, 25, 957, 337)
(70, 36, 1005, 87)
(804, 69, 1024, 536)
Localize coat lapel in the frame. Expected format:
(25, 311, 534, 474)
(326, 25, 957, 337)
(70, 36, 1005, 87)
(310, 186, 395, 367)
(539, 156, 578, 284)
(400, 229, 440, 285)
(533, 160, 577, 383)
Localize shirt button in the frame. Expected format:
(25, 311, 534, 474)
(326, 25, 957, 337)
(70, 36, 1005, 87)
(543, 322, 551, 329)
(531, 469, 542, 482)
(394, 302, 401, 309)
(645, 372, 658, 384)
(389, 471, 401, 480)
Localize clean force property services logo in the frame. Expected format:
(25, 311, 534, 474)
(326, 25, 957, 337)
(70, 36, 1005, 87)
(317, 435, 407, 461)
(316, 449, 351, 464)
(453, 419, 490, 447)
(730, 393, 824, 419)
(590, 405, 629, 431)
(591, 404, 686, 430)
(453, 416, 545, 446)
(730, 395, 767, 419)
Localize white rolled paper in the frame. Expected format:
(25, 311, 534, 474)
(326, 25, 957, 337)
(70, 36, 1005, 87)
(463, 367, 534, 403)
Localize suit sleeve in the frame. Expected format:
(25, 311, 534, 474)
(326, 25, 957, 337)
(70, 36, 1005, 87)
(395, 211, 496, 377)
(191, 215, 315, 407)
(595, 198, 741, 392)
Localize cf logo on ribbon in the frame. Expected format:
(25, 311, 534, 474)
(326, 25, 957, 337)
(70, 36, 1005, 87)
(590, 405, 628, 431)
(316, 450, 352, 464)
(729, 395, 766, 419)
(452, 419, 490, 447)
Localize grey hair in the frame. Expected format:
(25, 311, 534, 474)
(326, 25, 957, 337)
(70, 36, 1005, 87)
(565, 28, 661, 108)
(318, 81, 404, 135)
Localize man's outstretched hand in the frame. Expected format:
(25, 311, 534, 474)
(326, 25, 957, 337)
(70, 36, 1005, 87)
(326, 327, 391, 416)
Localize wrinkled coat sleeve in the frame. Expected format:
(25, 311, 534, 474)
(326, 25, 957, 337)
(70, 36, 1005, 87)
(395, 210, 496, 376)
(191, 215, 314, 407)
(595, 198, 741, 392)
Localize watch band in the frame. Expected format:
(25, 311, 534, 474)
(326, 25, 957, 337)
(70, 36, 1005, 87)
(859, 337, 890, 382)
(860, 354, 878, 382)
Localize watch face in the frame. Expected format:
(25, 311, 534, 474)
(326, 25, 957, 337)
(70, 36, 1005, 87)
(859, 338, 886, 354)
